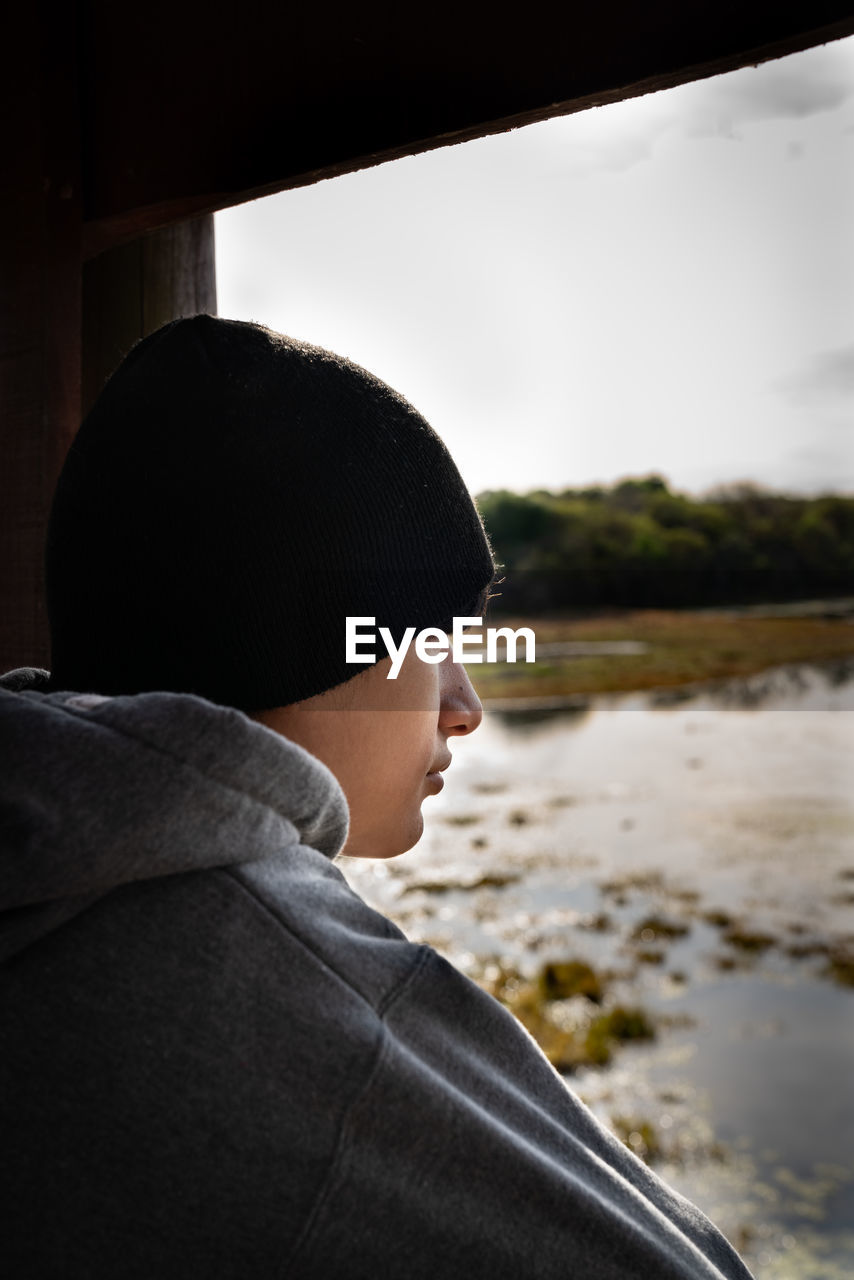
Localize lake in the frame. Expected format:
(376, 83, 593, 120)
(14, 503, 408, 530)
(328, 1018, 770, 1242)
(341, 657, 854, 1280)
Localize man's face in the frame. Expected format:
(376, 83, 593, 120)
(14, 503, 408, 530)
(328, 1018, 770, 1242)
(252, 648, 483, 858)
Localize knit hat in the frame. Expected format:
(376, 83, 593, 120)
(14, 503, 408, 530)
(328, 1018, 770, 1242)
(45, 315, 495, 710)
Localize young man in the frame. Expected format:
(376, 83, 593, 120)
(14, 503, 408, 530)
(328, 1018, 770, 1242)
(0, 316, 753, 1277)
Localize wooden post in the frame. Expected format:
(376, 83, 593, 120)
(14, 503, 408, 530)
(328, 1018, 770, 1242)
(82, 215, 217, 415)
(0, 2, 82, 673)
(0, 197, 216, 672)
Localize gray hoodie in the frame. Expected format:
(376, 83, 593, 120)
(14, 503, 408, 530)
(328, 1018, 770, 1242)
(0, 669, 753, 1279)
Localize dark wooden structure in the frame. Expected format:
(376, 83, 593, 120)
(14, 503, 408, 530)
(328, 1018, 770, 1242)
(3, 2, 853, 669)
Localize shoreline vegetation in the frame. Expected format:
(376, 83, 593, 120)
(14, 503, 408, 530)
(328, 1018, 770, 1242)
(469, 606, 854, 701)
(471, 476, 854, 702)
(476, 478, 854, 612)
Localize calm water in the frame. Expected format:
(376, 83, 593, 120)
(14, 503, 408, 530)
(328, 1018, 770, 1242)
(341, 659, 854, 1279)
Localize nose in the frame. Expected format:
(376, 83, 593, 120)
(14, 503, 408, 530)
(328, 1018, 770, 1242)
(438, 659, 483, 737)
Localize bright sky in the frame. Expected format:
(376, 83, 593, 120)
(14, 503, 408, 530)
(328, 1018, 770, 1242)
(216, 36, 854, 499)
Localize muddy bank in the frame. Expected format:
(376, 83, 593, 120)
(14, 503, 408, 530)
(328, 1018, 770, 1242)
(469, 608, 854, 701)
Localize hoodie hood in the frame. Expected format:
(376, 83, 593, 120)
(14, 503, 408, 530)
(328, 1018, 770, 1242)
(0, 668, 349, 961)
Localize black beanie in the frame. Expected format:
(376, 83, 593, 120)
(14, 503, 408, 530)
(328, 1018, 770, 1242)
(46, 315, 495, 710)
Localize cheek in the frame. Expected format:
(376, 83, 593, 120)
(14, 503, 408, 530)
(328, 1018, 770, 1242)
(374, 713, 436, 794)
(342, 713, 437, 856)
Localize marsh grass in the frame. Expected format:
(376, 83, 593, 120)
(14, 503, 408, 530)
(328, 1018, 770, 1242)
(481, 961, 657, 1072)
(824, 948, 854, 988)
(611, 1117, 662, 1164)
(631, 916, 691, 943)
(722, 927, 777, 953)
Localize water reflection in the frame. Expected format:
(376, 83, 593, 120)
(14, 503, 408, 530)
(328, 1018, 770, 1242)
(486, 656, 854, 725)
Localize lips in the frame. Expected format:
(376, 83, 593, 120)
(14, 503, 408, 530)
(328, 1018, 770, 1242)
(425, 754, 452, 793)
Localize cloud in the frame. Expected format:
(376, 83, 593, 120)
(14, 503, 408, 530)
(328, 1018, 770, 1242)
(775, 343, 854, 407)
(547, 36, 854, 178)
(537, 93, 685, 179)
(681, 39, 854, 140)
(562, 120, 669, 174)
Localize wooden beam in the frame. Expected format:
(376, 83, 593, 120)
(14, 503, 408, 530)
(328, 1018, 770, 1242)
(79, 2, 854, 257)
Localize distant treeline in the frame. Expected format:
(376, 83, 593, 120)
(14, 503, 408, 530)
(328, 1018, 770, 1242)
(477, 476, 854, 611)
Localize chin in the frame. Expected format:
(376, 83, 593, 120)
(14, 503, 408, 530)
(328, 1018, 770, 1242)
(395, 811, 425, 857)
(346, 810, 424, 860)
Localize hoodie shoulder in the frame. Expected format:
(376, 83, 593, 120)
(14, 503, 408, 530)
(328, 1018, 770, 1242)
(0, 671, 348, 957)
